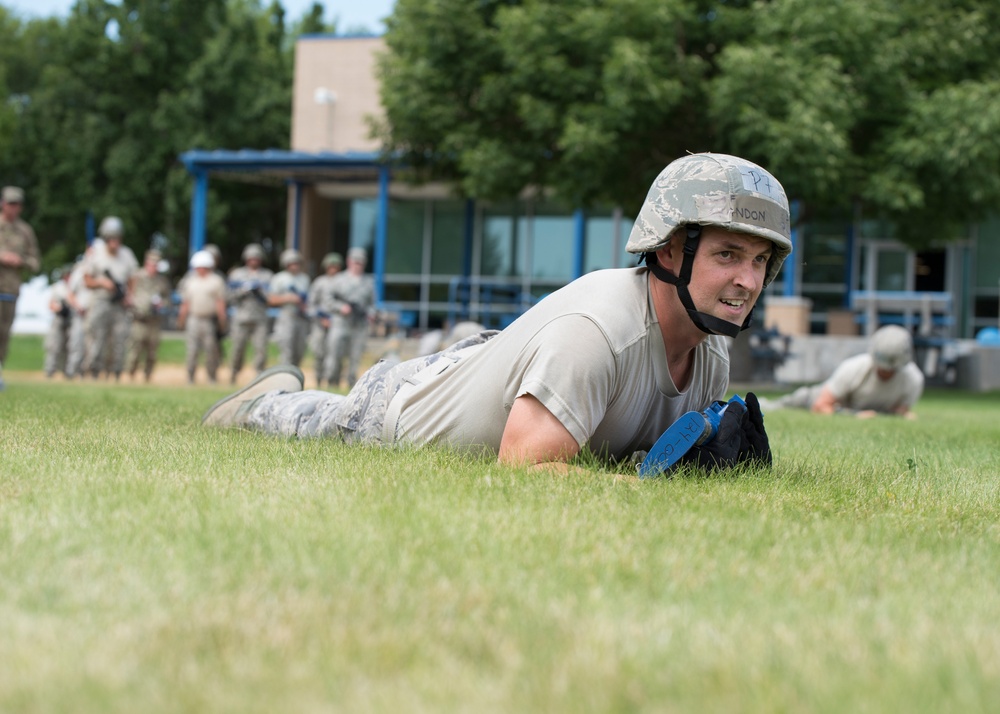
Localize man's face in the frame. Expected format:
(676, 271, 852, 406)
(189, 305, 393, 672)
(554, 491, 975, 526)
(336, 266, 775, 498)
(145, 258, 158, 275)
(106, 236, 122, 255)
(347, 257, 365, 275)
(246, 256, 261, 269)
(684, 227, 772, 329)
(1, 200, 22, 221)
(287, 261, 301, 274)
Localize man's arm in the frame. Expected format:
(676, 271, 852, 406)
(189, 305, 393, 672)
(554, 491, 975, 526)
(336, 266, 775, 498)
(810, 386, 840, 414)
(498, 394, 580, 469)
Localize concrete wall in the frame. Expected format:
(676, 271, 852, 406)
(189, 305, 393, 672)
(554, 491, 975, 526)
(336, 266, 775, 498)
(292, 36, 384, 152)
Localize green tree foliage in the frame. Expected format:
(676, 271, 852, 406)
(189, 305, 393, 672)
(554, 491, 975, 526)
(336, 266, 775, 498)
(0, 0, 325, 275)
(378, 0, 1000, 246)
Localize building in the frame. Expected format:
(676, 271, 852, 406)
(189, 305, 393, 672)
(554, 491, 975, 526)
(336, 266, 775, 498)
(181, 35, 1000, 341)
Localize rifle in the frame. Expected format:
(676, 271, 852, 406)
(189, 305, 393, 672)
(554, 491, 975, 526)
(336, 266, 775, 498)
(56, 299, 72, 324)
(104, 270, 126, 303)
(229, 279, 268, 304)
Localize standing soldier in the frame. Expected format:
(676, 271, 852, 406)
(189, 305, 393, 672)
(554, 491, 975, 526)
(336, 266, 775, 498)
(177, 250, 228, 384)
(0, 186, 40, 391)
(125, 250, 172, 382)
(81, 216, 138, 380)
(66, 250, 94, 379)
(267, 249, 310, 368)
(307, 252, 342, 388)
(227, 243, 274, 384)
(326, 247, 375, 389)
(44, 266, 78, 379)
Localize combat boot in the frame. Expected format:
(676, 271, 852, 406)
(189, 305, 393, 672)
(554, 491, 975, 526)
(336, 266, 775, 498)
(201, 365, 304, 428)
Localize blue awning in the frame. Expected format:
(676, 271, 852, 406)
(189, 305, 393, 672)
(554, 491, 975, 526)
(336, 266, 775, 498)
(179, 148, 383, 186)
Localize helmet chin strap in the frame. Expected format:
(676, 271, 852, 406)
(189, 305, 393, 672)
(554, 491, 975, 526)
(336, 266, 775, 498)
(643, 225, 754, 339)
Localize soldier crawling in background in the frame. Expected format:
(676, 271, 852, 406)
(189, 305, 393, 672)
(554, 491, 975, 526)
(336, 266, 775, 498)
(267, 249, 310, 368)
(124, 250, 172, 382)
(226, 243, 274, 384)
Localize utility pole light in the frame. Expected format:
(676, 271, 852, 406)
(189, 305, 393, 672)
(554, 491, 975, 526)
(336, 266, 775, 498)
(313, 87, 338, 151)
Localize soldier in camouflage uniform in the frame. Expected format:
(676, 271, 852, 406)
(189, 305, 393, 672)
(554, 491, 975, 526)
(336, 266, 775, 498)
(125, 250, 172, 382)
(44, 266, 77, 379)
(81, 216, 139, 380)
(0, 186, 40, 390)
(307, 252, 342, 388)
(177, 250, 228, 384)
(227, 243, 274, 384)
(325, 247, 375, 389)
(201, 153, 788, 474)
(267, 249, 310, 368)
(66, 251, 93, 379)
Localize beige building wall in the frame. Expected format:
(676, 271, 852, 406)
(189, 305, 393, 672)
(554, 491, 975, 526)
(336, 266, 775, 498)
(292, 36, 385, 153)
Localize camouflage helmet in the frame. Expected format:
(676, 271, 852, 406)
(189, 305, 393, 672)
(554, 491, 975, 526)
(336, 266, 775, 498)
(322, 252, 343, 269)
(870, 325, 913, 371)
(203, 243, 223, 268)
(242, 243, 265, 262)
(626, 153, 792, 287)
(279, 248, 303, 268)
(98, 215, 125, 239)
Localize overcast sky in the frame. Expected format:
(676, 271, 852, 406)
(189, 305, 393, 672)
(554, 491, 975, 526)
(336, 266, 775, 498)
(1, 0, 395, 34)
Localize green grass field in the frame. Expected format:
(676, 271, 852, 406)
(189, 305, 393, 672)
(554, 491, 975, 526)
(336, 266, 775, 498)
(1, 347, 999, 712)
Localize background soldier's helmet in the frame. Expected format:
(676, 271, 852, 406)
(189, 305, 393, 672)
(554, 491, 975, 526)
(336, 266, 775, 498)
(242, 243, 266, 262)
(870, 325, 913, 371)
(279, 248, 304, 268)
(98, 216, 125, 239)
(322, 252, 343, 269)
(203, 243, 223, 269)
(625, 153, 792, 287)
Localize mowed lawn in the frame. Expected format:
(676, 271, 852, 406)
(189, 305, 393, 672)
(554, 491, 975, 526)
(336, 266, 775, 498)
(1, 358, 999, 712)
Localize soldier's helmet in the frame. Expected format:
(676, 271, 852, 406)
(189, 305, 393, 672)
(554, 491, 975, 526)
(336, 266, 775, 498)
(98, 216, 125, 239)
(322, 252, 343, 269)
(870, 325, 913, 371)
(279, 249, 304, 268)
(242, 243, 265, 262)
(625, 152, 792, 288)
(203, 244, 223, 268)
(190, 250, 215, 269)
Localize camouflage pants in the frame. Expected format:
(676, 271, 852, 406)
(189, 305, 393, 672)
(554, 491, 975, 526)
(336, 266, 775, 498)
(125, 318, 161, 378)
(308, 320, 330, 383)
(273, 313, 308, 367)
(325, 316, 368, 387)
(248, 331, 498, 443)
(230, 318, 270, 376)
(84, 300, 129, 377)
(0, 298, 16, 364)
(66, 313, 87, 378)
(776, 384, 822, 410)
(186, 315, 220, 382)
(44, 316, 72, 377)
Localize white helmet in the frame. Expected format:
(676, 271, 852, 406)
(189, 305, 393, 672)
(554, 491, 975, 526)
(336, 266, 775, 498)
(189, 250, 215, 269)
(98, 216, 125, 239)
(870, 325, 913, 371)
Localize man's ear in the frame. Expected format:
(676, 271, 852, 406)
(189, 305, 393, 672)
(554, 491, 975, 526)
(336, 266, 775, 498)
(653, 239, 679, 274)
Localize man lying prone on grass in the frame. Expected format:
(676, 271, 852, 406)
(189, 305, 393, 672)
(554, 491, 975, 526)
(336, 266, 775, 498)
(202, 153, 787, 475)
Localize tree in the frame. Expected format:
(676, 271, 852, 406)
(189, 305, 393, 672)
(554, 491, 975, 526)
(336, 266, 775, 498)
(377, 0, 1000, 247)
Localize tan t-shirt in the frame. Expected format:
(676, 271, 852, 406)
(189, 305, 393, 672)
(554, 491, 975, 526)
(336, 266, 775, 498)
(824, 353, 924, 412)
(393, 268, 730, 460)
(82, 243, 139, 302)
(181, 272, 225, 318)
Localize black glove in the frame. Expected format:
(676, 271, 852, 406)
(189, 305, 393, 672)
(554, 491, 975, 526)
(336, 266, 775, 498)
(681, 393, 772, 472)
(741, 392, 772, 467)
(681, 399, 748, 471)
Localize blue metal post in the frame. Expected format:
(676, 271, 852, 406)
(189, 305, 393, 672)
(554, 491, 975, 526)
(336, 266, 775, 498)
(843, 222, 855, 307)
(573, 209, 586, 279)
(782, 199, 800, 297)
(85, 212, 95, 246)
(374, 164, 390, 304)
(189, 169, 209, 257)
